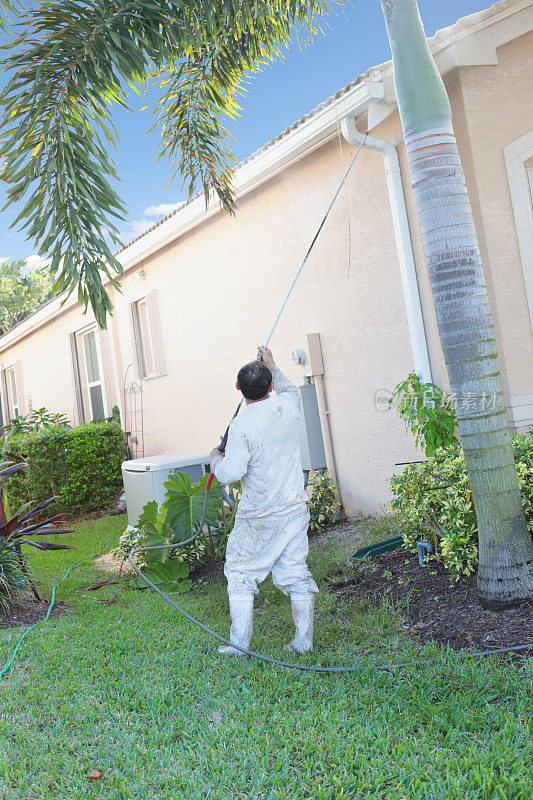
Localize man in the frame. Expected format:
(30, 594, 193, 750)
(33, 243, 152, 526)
(209, 346, 318, 657)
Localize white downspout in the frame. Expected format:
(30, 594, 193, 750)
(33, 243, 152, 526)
(341, 115, 432, 384)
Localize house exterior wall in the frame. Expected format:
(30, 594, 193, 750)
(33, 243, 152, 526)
(0, 303, 122, 428)
(1, 14, 531, 516)
(456, 32, 533, 404)
(110, 131, 422, 516)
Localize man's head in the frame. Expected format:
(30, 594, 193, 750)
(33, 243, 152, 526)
(237, 361, 273, 401)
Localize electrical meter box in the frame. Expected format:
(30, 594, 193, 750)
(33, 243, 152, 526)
(121, 453, 209, 528)
(298, 383, 327, 471)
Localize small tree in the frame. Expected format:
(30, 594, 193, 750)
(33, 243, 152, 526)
(0, 258, 53, 335)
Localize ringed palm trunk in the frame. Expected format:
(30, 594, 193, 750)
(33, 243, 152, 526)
(380, 0, 533, 607)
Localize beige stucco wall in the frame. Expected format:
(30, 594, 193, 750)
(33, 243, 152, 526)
(0, 301, 122, 427)
(454, 31, 533, 399)
(110, 131, 423, 516)
(1, 25, 531, 516)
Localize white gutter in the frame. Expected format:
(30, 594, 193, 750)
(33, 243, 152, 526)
(341, 115, 432, 384)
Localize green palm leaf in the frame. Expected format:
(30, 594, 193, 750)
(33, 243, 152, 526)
(0, 0, 330, 326)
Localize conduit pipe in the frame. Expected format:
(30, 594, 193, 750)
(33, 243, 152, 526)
(341, 116, 432, 385)
(306, 333, 338, 486)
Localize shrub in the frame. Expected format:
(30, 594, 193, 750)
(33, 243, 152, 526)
(1, 406, 70, 439)
(2, 421, 125, 514)
(0, 461, 73, 609)
(389, 371, 458, 456)
(115, 473, 240, 584)
(115, 519, 210, 570)
(389, 433, 533, 578)
(308, 470, 339, 533)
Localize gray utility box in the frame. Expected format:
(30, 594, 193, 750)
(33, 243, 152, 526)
(298, 383, 327, 471)
(121, 453, 209, 528)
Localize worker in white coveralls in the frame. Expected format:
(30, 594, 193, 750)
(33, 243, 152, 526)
(209, 346, 318, 656)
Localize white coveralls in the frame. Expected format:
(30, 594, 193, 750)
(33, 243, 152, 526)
(210, 367, 318, 654)
(211, 367, 318, 597)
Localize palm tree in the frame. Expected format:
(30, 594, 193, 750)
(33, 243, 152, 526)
(379, 0, 532, 607)
(0, 0, 531, 606)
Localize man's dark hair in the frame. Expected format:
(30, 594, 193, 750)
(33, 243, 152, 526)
(237, 361, 272, 400)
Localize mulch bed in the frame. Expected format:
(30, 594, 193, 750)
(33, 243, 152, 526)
(0, 598, 71, 629)
(328, 548, 533, 654)
(190, 559, 225, 584)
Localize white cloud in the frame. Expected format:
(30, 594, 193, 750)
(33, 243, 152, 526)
(118, 218, 152, 245)
(131, 218, 154, 237)
(25, 254, 50, 271)
(119, 200, 185, 246)
(143, 202, 184, 218)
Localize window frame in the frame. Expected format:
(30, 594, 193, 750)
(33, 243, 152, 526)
(132, 294, 158, 379)
(79, 324, 108, 421)
(6, 366, 19, 419)
(504, 130, 533, 334)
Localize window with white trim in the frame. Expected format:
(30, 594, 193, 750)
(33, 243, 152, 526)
(81, 327, 107, 420)
(526, 159, 533, 213)
(504, 133, 533, 333)
(132, 296, 156, 378)
(6, 366, 19, 418)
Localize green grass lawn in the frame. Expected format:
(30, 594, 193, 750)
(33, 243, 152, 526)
(0, 514, 531, 800)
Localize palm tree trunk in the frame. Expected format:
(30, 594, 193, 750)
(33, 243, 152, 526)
(380, 0, 533, 607)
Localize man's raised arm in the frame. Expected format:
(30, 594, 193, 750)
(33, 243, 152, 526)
(258, 346, 300, 408)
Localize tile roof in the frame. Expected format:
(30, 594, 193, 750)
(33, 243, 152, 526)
(117, 0, 523, 253)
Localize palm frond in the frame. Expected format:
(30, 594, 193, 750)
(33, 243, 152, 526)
(0, 0, 330, 326)
(153, 1, 330, 210)
(0, 0, 20, 33)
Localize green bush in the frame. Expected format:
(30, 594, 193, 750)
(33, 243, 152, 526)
(389, 433, 533, 578)
(389, 371, 458, 457)
(308, 470, 339, 533)
(115, 521, 210, 571)
(2, 421, 125, 514)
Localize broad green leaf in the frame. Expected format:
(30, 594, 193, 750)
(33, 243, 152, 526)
(163, 472, 221, 542)
(129, 559, 191, 591)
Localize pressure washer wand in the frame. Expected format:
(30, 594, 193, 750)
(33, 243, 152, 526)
(205, 398, 244, 491)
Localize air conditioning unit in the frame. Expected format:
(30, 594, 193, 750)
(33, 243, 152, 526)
(121, 453, 209, 528)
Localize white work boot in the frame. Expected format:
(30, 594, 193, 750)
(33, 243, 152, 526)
(218, 594, 254, 657)
(285, 593, 315, 653)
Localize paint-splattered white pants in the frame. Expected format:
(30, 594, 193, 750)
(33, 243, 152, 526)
(224, 504, 319, 597)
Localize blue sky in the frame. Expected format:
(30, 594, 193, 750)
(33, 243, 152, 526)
(0, 0, 490, 263)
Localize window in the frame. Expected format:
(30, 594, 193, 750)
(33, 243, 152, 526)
(527, 161, 533, 212)
(132, 296, 156, 378)
(6, 366, 19, 418)
(81, 328, 106, 420)
(504, 132, 533, 332)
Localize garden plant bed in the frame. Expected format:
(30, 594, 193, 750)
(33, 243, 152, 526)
(328, 548, 533, 654)
(0, 597, 70, 629)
